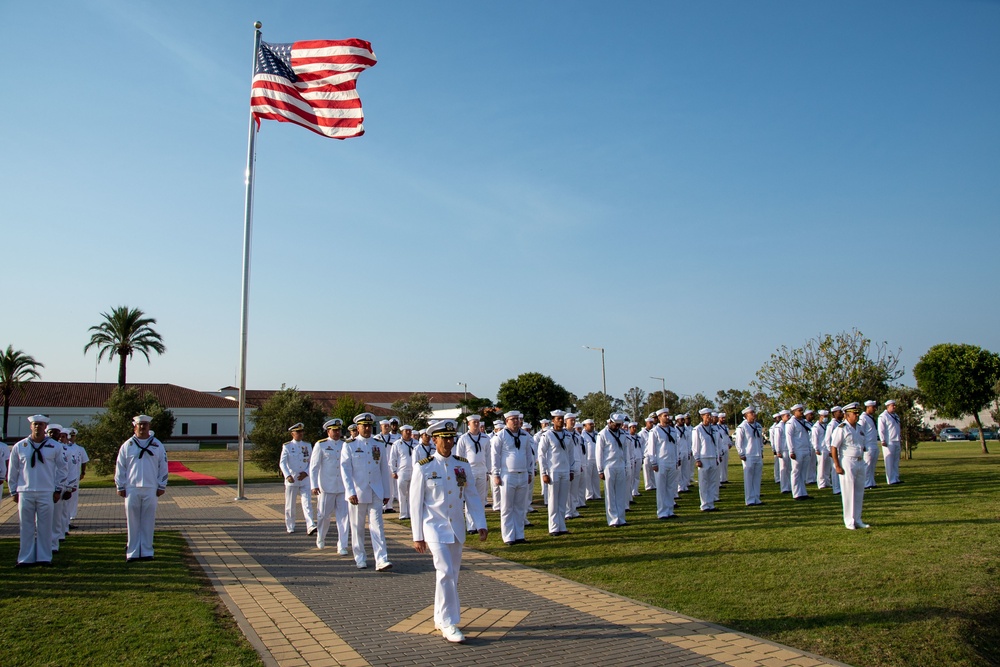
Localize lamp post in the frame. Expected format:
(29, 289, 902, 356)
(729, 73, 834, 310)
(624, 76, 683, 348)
(650, 376, 666, 409)
(582, 346, 607, 394)
(457, 381, 468, 405)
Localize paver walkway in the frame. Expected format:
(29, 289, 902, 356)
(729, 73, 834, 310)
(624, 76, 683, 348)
(0, 485, 850, 667)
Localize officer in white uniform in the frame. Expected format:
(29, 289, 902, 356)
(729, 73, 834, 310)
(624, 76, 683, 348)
(596, 414, 630, 527)
(114, 415, 168, 561)
(410, 420, 488, 644)
(648, 408, 680, 518)
(860, 400, 880, 488)
(390, 424, 418, 520)
(564, 413, 585, 518)
(735, 406, 765, 506)
(784, 404, 813, 500)
(580, 418, 601, 501)
(812, 410, 830, 489)
(454, 415, 489, 533)
(279, 423, 317, 535)
(310, 419, 349, 553)
(829, 403, 870, 529)
(66, 428, 88, 527)
(537, 410, 575, 536)
(341, 412, 393, 571)
(878, 399, 903, 485)
(823, 407, 844, 495)
(692, 408, 720, 511)
(490, 410, 532, 545)
(9, 414, 67, 566)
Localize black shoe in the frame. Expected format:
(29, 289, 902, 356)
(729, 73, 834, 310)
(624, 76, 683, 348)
(781, 490, 791, 494)
(549, 531, 560, 536)
(14, 562, 31, 568)
(307, 527, 317, 536)
(68, 523, 78, 529)
(515, 538, 528, 544)
(37, 561, 53, 567)
(467, 530, 478, 535)
(140, 556, 154, 561)
(505, 541, 516, 546)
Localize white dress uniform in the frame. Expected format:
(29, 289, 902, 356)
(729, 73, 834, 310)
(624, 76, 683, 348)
(769, 421, 782, 484)
(734, 419, 764, 505)
(454, 431, 489, 531)
(812, 419, 830, 489)
(860, 410, 880, 488)
(341, 435, 392, 569)
(775, 418, 792, 493)
(878, 408, 902, 485)
(595, 424, 630, 526)
(114, 435, 168, 560)
(566, 430, 585, 517)
(279, 438, 317, 533)
(412, 440, 436, 466)
(489, 430, 503, 510)
(537, 428, 575, 535)
(647, 423, 680, 518)
(67, 443, 89, 523)
(309, 437, 349, 551)
(829, 417, 868, 529)
(376, 431, 400, 511)
(716, 423, 733, 484)
(8, 434, 67, 564)
(640, 426, 656, 491)
(629, 432, 643, 497)
(804, 418, 818, 484)
(675, 422, 693, 492)
(784, 416, 813, 499)
(410, 451, 487, 634)
(692, 421, 720, 511)
(823, 417, 842, 494)
(390, 438, 418, 519)
(0, 442, 10, 510)
(55, 442, 86, 545)
(581, 428, 601, 500)
(490, 428, 532, 544)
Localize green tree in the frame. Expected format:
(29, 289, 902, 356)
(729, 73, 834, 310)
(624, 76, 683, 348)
(574, 391, 622, 424)
(914, 343, 1000, 454)
(73, 387, 175, 476)
(84, 306, 166, 387)
(752, 329, 903, 409)
(715, 388, 754, 430)
(329, 394, 369, 426)
(621, 387, 647, 422)
(1, 345, 43, 439)
(641, 389, 681, 418)
(456, 396, 497, 425)
(496, 372, 573, 426)
(678, 393, 714, 418)
(248, 387, 326, 474)
(391, 393, 433, 430)
(890, 386, 924, 460)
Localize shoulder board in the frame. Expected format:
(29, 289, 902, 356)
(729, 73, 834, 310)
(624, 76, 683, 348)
(418, 457, 433, 465)
(454, 455, 468, 463)
(317, 437, 329, 443)
(838, 422, 847, 428)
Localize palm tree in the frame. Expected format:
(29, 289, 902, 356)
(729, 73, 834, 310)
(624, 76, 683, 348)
(84, 306, 166, 387)
(1, 346, 43, 439)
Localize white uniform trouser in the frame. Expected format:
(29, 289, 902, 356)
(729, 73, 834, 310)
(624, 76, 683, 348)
(541, 479, 550, 506)
(17, 491, 55, 564)
(53, 491, 72, 548)
(124, 486, 158, 559)
(396, 476, 412, 519)
(546, 472, 570, 534)
(69, 489, 81, 521)
(386, 462, 397, 511)
(773, 455, 781, 483)
(499, 472, 529, 543)
(680, 456, 693, 492)
(779, 453, 792, 492)
(465, 470, 488, 531)
(697, 462, 719, 511)
(840, 456, 866, 528)
(654, 464, 678, 517)
(285, 481, 316, 532)
(864, 445, 878, 487)
(883, 443, 901, 484)
(742, 457, 763, 505)
(643, 457, 656, 490)
(806, 449, 817, 484)
(429, 540, 464, 628)
(603, 466, 628, 526)
(348, 502, 389, 567)
(491, 477, 501, 511)
(817, 451, 832, 488)
(585, 460, 601, 499)
(720, 447, 730, 482)
(566, 466, 583, 517)
(790, 449, 811, 498)
(316, 491, 349, 550)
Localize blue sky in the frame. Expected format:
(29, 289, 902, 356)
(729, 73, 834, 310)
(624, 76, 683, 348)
(2, 1, 997, 403)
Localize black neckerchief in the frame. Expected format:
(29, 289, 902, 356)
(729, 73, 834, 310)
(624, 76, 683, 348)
(471, 432, 483, 454)
(402, 439, 414, 456)
(609, 429, 623, 449)
(551, 429, 566, 450)
(702, 424, 716, 445)
(890, 412, 899, 423)
(750, 422, 761, 438)
(506, 428, 521, 450)
(133, 436, 157, 459)
(29, 438, 48, 467)
(657, 424, 675, 443)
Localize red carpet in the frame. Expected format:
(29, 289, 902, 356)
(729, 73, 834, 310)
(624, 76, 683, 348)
(168, 461, 227, 485)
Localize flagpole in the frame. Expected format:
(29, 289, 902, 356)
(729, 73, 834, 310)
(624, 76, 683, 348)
(236, 20, 262, 501)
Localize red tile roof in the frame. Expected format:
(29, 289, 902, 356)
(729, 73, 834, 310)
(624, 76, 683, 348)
(240, 390, 472, 411)
(9, 382, 237, 409)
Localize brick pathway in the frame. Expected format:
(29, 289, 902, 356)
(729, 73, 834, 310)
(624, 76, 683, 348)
(0, 485, 849, 667)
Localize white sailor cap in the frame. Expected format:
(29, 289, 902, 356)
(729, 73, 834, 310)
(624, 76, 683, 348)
(428, 420, 458, 438)
(353, 413, 376, 425)
(844, 402, 862, 412)
(609, 413, 625, 424)
(789, 404, 805, 412)
(67, 427, 78, 436)
(323, 418, 344, 430)
(741, 406, 755, 415)
(831, 405, 843, 413)
(388, 417, 400, 424)
(523, 423, 533, 430)
(772, 413, 781, 419)
(645, 416, 655, 423)
(655, 408, 671, 416)
(582, 418, 595, 425)
(493, 420, 504, 427)
(378, 419, 390, 426)
(818, 409, 829, 416)
(133, 415, 153, 425)
(416, 428, 426, 436)
(628, 421, 638, 427)
(288, 422, 304, 432)
(549, 409, 566, 418)
(540, 418, 552, 425)
(400, 424, 414, 431)
(885, 399, 896, 406)
(698, 407, 712, 415)
(47, 423, 63, 432)
(803, 408, 815, 415)
(864, 400, 877, 407)
(718, 412, 727, 418)
(710, 412, 718, 418)
(779, 410, 790, 416)
(28, 414, 49, 424)
(466, 414, 481, 422)
(680, 413, 689, 419)
(503, 410, 522, 420)
(564, 412, 578, 419)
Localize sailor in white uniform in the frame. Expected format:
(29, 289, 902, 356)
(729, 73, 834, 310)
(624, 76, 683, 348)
(65, 428, 88, 527)
(596, 414, 630, 527)
(640, 415, 656, 491)
(341, 412, 393, 571)
(775, 410, 792, 493)
(580, 418, 601, 501)
(0, 436, 9, 512)
(878, 399, 903, 485)
(648, 408, 680, 518)
(803, 409, 818, 485)
(537, 410, 575, 536)
(310, 419, 350, 553)
(692, 408, 720, 511)
(860, 400, 880, 488)
(46, 425, 71, 551)
(490, 411, 532, 545)
(564, 412, 585, 518)
(784, 404, 813, 500)
(412, 429, 436, 465)
(9, 414, 67, 566)
(823, 407, 844, 495)
(734, 406, 764, 506)
(389, 424, 418, 520)
(489, 419, 504, 510)
(114, 415, 168, 561)
(811, 410, 830, 489)
(454, 415, 490, 533)
(410, 420, 488, 644)
(279, 423, 317, 534)
(715, 413, 733, 486)
(675, 415, 693, 493)
(769, 413, 782, 485)
(829, 403, 870, 529)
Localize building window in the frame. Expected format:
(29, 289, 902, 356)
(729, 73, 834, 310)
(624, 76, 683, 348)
(211, 423, 218, 435)
(181, 423, 189, 435)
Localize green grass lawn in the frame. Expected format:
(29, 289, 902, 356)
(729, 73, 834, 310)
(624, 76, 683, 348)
(472, 441, 1000, 667)
(0, 532, 262, 667)
(80, 457, 279, 488)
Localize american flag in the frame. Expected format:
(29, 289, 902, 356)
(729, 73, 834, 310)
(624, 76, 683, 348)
(250, 39, 376, 139)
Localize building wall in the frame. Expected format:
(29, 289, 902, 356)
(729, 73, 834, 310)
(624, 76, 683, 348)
(5, 406, 240, 442)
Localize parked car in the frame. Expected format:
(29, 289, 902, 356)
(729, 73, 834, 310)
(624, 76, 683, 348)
(967, 428, 999, 441)
(938, 427, 968, 442)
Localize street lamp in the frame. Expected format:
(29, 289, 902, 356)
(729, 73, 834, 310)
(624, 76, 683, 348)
(650, 376, 666, 409)
(457, 381, 468, 405)
(582, 345, 607, 394)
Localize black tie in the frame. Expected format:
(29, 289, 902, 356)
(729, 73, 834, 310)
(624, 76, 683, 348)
(29, 441, 46, 467)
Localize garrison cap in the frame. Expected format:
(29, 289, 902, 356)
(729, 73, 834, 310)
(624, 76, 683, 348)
(323, 418, 344, 430)
(288, 422, 304, 432)
(353, 412, 376, 425)
(28, 414, 50, 424)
